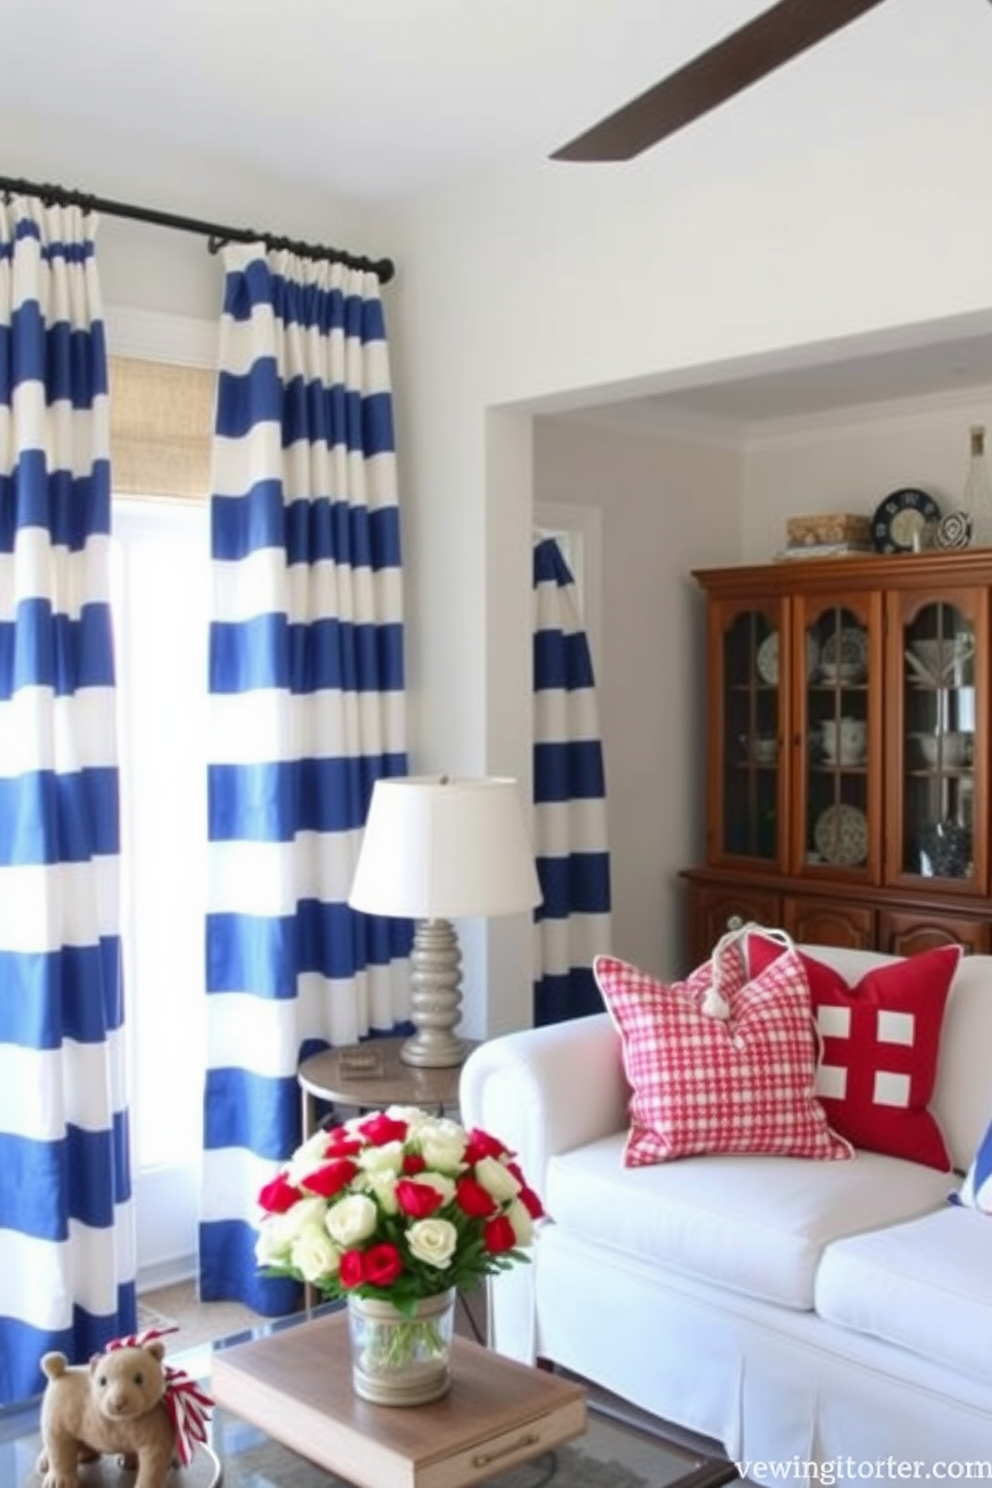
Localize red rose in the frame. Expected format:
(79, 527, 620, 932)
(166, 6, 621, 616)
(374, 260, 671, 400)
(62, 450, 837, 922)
(339, 1250, 366, 1288)
(363, 1242, 403, 1287)
(518, 1185, 545, 1220)
(483, 1214, 517, 1254)
(322, 1128, 363, 1157)
(464, 1127, 508, 1165)
(359, 1112, 408, 1146)
(455, 1176, 497, 1218)
(301, 1157, 358, 1198)
(258, 1174, 301, 1214)
(402, 1153, 427, 1175)
(396, 1178, 444, 1218)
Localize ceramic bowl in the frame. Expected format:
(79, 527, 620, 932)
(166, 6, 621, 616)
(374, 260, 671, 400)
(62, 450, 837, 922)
(915, 732, 971, 768)
(750, 737, 779, 765)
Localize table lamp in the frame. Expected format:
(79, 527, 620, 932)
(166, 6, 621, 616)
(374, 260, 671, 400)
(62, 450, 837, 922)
(348, 775, 542, 1068)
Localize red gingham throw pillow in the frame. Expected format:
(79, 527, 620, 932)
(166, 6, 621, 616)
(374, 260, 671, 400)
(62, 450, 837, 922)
(748, 937, 959, 1172)
(594, 936, 851, 1167)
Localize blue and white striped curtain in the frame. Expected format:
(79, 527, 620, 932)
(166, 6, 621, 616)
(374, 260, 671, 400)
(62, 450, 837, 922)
(0, 198, 133, 1403)
(200, 245, 410, 1312)
(532, 536, 612, 1024)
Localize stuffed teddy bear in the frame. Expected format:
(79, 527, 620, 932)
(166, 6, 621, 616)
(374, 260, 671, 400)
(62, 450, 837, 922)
(35, 1331, 211, 1488)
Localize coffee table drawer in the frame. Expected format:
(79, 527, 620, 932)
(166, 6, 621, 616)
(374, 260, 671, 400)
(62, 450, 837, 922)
(211, 1311, 588, 1488)
(424, 1395, 587, 1488)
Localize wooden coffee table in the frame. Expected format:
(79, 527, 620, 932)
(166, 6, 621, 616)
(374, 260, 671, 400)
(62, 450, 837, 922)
(210, 1308, 587, 1488)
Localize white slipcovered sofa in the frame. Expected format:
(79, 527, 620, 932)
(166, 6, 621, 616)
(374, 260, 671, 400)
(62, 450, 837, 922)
(459, 945, 992, 1473)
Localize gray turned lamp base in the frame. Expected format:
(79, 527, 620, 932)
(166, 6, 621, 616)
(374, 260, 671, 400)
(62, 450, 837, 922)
(401, 917, 468, 1068)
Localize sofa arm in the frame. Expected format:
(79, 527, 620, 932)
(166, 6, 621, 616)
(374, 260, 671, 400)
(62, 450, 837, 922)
(459, 1012, 629, 1194)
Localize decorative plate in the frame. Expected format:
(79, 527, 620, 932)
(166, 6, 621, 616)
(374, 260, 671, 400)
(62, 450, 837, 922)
(934, 510, 971, 550)
(871, 488, 942, 554)
(756, 631, 820, 685)
(821, 626, 868, 678)
(813, 803, 869, 867)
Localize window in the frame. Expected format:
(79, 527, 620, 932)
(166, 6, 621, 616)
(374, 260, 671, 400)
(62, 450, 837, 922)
(112, 496, 210, 1282)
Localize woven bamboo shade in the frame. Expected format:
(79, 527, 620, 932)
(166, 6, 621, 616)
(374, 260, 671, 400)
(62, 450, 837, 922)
(109, 357, 215, 500)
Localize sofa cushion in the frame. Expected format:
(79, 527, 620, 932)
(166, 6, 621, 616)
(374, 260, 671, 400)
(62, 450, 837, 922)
(815, 1206, 992, 1383)
(748, 937, 959, 1171)
(545, 1132, 949, 1310)
(594, 938, 850, 1166)
(951, 1110, 992, 1214)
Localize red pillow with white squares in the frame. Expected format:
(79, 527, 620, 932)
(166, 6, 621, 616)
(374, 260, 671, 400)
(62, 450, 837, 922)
(747, 937, 960, 1172)
(594, 943, 851, 1167)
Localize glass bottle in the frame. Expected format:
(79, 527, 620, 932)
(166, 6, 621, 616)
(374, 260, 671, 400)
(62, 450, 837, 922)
(963, 424, 992, 548)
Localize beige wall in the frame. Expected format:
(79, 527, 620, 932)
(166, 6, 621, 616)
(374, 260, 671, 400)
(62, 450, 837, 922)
(534, 418, 741, 978)
(529, 391, 992, 988)
(741, 395, 992, 564)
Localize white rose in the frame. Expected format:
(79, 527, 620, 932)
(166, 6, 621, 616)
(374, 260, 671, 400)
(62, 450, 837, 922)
(507, 1198, 534, 1247)
(418, 1119, 467, 1173)
(290, 1226, 342, 1284)
(279, 1197, 330, 1243)
(474, 1155, 522, 1204)
(386, 1104, 429, 1130)
(363, 1169, 400, 1215)
(292, 1128, 335, 1163)
(407, 1217, 458, 1269)
(357, 1140, 405, 1175)
(255, 1217, 292, 1267)
(325, 1192, 379, 1247)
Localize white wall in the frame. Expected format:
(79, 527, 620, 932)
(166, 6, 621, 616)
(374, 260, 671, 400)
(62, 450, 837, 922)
(6, 86, 992, 1034)
(740, 393, 992, 564)
(383, 98, 992, 1031)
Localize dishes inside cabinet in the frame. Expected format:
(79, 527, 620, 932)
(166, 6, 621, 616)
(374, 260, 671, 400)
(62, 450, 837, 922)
(820, 627, 868, 682)
(756, 631, 820, 685)
(919, 820, 972, 879)
(813, 804, 869, 868)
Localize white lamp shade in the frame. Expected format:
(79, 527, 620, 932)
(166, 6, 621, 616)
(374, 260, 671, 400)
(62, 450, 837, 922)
(349, 776, 542, 920)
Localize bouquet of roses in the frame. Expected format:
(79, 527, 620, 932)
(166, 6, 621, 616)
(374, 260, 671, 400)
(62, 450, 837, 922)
(255, 1105, 545, 1316)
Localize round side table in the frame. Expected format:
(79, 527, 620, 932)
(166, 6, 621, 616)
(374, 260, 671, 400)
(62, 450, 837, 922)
(297, 1037, 480, 1142)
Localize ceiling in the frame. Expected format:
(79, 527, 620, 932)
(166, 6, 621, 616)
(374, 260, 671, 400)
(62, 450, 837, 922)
(569, 318, 992, 439)
(7, 0, 992, 427)
(8, 0, 990, 207)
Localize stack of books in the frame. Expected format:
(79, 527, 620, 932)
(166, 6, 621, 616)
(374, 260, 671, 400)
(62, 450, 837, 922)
(774, 513, 873, 562)
(773, 541, 873, 561)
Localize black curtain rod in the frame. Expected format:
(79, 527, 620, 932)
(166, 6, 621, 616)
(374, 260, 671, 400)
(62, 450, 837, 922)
(0, 174, 395, 284)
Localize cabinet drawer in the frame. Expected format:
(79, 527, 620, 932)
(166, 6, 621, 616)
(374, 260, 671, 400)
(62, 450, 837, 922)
(783, 896, 874, 949)
(877, 909, 990, 956)
(687, 884, 781, 965)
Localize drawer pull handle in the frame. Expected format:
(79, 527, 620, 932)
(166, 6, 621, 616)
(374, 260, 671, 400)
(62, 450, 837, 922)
(473, 1432, 540, 1467)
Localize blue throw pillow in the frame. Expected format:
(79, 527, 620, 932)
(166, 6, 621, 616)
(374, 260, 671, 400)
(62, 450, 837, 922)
(950, 1114, 992, 1214)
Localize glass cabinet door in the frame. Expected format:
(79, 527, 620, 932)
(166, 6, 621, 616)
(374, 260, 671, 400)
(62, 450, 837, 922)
(797, 599, 877, 876)
(713, 602, 785, 864)
(897, 598, 981, 889)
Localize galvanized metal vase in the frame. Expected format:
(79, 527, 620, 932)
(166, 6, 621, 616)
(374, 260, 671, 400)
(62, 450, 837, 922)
(346, 1289, 456, 1406)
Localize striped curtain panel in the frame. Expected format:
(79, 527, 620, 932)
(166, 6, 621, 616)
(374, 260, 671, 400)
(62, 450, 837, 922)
(0, 197, 133, 1403)
(201, 245, 410, 1312)
(532, 536, 612, 1024)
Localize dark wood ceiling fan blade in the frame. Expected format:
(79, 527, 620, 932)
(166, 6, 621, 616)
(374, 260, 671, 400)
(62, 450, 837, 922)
(551, 0, 889, 163)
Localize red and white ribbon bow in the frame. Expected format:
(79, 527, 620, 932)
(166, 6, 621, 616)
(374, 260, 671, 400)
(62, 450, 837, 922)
(103, 1325, 214, 1467)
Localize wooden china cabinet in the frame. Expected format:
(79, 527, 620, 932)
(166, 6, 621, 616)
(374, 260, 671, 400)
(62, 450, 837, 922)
(682, 549, 992, 964)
